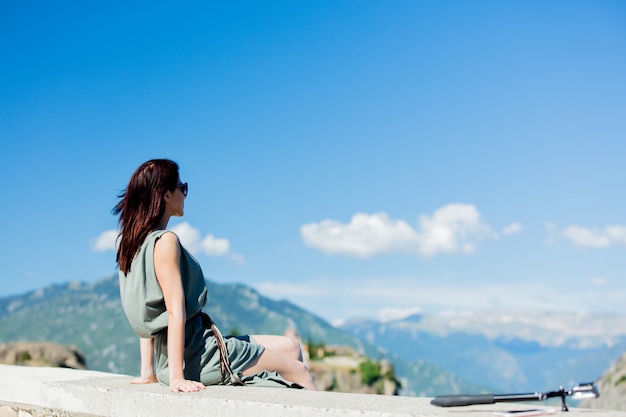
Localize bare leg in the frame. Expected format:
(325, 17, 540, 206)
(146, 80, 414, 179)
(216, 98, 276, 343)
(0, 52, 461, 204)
(251, 335, 303, 361)
(242, 347, 317, 391)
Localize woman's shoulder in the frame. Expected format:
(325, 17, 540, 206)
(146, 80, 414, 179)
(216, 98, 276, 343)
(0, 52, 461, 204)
(152, 230, 181, 253)
(148, 229, 179, 242)
(157, 230, 179, 243)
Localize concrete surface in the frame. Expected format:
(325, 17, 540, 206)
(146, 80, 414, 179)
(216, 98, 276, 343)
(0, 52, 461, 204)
(0, 364, 625, 417)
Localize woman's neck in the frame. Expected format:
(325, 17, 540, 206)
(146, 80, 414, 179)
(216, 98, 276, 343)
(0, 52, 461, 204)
(156, 214, 170, 230)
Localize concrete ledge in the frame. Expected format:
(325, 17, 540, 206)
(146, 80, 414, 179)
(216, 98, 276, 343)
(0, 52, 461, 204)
(1, 365, 625, 417)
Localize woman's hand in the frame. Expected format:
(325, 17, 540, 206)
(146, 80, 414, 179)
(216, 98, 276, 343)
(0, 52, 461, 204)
(130, 374, 158, 384)
(168, 377, 206, 393)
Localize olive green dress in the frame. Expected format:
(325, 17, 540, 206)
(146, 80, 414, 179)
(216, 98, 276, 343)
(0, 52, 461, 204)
(119, 230, 265, 386)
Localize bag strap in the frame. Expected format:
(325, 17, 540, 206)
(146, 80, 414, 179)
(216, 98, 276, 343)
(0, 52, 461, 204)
(200, 312, 246, 386)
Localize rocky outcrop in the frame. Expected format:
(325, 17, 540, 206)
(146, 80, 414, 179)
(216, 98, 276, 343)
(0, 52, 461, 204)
(581, 352, 626, 411)
(307, 345, 399, 395)
(0, 341, 86, 369)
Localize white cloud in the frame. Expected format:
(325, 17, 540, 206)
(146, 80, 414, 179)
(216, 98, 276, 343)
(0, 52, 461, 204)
(562, 225, 626, 248)
(502, 222, 522, 236)
(606, 226, 626, 244)
(330, 318, 346, 328)
(94, 222, 243, 261)
(300, 203, 497, 258)
(300, 212, 418, 258)
(417, 204, 496, 256)
(171, 222, 243, 262)
(562, 226, 610, 248)
(92, 230, 118, 252)
(201, 234, 230, 256)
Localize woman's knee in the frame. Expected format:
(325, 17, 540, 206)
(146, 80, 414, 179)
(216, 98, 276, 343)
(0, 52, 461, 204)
(269, 336, 301, 360)
(256, 335, 302, 361)
(294, 359, 309, 375)
(284, 337, 303, 361)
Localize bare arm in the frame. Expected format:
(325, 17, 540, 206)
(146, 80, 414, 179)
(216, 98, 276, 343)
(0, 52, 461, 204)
(130, 337, 157, 384)
(154, 232, 205, 393)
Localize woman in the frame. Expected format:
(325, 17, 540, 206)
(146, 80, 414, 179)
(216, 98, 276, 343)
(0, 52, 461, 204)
(114, 159, 317, 392)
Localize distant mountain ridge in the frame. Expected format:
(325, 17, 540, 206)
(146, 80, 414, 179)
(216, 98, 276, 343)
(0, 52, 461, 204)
(5, 276, 620, 397)
(377, 309, 626, 348)
(0, 275, 480, 396)
(341, 310, 626, 393)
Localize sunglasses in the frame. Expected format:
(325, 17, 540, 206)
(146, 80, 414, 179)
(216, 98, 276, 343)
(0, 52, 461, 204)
(175, 182, 188, 197)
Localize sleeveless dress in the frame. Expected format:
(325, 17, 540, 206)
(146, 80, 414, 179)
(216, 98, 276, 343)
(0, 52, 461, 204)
(119, 230, 265, 386)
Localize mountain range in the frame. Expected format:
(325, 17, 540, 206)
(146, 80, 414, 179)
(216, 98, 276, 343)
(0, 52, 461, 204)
(341, 310, 626, 393)
(0, 275, 478, 396)
(1, 276, 624, 398)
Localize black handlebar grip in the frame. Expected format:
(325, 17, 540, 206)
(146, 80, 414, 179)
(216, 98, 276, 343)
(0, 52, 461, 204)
(431, 394, 495, 407)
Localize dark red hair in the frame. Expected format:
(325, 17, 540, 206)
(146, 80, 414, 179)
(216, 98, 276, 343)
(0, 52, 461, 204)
(113, 159, 180, 273)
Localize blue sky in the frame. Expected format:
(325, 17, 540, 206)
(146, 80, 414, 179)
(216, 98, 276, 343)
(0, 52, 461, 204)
(1, 1, 625, 324)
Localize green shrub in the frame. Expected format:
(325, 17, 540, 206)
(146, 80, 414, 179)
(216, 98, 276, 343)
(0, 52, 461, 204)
(359, 359, 382, 386)
(18, 351, 31, 362)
